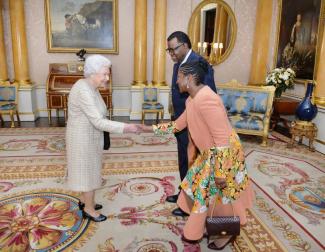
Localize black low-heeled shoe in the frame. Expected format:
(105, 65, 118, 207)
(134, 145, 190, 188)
(78, 201, 103, 211)
(181, 235, 202, 244)
(207, 235, 236, 250)
(172, 208, 189, 217)
(166, 194, 178, 203)
(81, 210, 107, 222)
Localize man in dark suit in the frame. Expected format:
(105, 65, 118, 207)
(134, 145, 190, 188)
(166, 31, 216, 216)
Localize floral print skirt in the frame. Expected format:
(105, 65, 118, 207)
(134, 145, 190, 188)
(180, 130, 249, 214)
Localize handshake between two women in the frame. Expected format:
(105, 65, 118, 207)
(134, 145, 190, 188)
(122, 123, 154, 134)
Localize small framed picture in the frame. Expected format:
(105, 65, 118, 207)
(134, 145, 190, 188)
(67, 63, 77, 73)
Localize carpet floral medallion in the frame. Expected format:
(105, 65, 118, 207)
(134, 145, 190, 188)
(0, 128, 324, 251)
(0, 189, 97, 252)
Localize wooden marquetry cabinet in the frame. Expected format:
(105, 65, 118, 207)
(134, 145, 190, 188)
(270, 97, 299, 130)
(46, 63, 113, 124)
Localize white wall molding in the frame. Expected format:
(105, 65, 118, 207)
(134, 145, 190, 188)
(129, 86, 171, 120)
(2, 85, 171, 121)
(129, 86, 143, 120)
(17, 85, 38, 121)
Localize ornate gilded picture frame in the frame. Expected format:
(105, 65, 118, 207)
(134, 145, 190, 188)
(45, 0, 118, 54)
(274, 0, 323, 81)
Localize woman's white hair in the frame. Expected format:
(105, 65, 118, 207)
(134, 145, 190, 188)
(84, 55, 111, 77)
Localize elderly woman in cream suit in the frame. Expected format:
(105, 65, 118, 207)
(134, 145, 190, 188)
(66, 55, 140, 222)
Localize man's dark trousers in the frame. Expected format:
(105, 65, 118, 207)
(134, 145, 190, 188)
(175, 129, 189, 181)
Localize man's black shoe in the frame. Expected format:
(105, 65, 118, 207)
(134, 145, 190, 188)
(166, 194, 178, 203)
(172, 207, 189, 217)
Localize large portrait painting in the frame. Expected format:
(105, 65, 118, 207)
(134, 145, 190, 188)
(275, 0, 322, 80)
(45, 0, 118, 53)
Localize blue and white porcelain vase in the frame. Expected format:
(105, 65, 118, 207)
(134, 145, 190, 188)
(295, 82, 318, 121)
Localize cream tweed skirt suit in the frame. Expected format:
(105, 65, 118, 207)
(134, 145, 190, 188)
(66, 79, 125, 192)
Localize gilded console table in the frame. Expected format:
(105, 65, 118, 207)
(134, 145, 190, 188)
(288, 120, 318, 151)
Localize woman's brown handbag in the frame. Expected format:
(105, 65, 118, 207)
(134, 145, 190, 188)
(103, 131, 110, 150)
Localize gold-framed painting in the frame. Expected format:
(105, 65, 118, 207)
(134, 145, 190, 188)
(274, 0, 323, 82)
(45, 0, 118, 54)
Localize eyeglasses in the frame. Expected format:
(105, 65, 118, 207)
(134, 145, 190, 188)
(165, 43, 184, 54)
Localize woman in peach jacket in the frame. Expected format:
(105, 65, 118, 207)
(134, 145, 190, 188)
(151, 61, 254, 250)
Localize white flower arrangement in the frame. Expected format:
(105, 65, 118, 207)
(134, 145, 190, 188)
(266, 67, 296, 98)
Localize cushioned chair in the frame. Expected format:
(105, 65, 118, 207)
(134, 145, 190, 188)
(0, 83, 21, 128)
(217, 80, 275, 146)
(142, 87, 164, 124)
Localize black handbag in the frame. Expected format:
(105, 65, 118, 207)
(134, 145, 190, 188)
(206, 206, 240, 240)
(205, 154, 240, 244)
(206, 211, 240, 249)
(103, 131, 110, 150)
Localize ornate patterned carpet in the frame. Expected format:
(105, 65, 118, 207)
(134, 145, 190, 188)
(0, 128, 324, 252)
